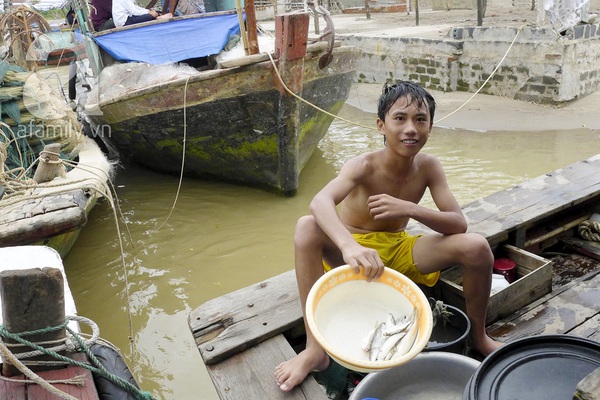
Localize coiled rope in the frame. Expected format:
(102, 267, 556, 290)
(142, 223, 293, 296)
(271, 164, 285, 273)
(0, 315, 155, 400)
(578, 219, 600, 241)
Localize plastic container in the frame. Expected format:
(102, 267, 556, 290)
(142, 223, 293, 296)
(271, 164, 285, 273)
(463, 334, 600, 400)
(349, 352, 480, 400)
(493, 258, 516, 283)
(424, 304, 470, 355)
(490, 274, 510, 294)
(305, 265, 433, 373)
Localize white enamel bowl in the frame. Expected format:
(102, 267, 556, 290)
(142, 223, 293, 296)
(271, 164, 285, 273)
(305, 265, 434, 373)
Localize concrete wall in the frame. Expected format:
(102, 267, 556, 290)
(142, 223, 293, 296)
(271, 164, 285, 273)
(340, 24, 600, 104)
(431, 0, 477, 10)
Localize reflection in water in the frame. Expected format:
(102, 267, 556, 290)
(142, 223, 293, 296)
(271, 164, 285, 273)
(64, 102, 599, 399)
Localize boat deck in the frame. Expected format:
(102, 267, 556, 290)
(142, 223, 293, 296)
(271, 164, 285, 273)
(189, 154, 600, 400)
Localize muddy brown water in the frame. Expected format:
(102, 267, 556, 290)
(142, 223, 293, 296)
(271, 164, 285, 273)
(63, 101, 600, 399)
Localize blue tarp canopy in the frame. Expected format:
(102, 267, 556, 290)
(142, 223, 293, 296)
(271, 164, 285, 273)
(92, 14, 242, 64)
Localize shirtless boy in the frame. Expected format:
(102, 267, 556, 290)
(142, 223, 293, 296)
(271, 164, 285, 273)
(275, 80, 503, 392)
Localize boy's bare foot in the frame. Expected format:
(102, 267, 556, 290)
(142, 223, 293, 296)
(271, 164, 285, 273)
(471, 335, 503, 356)
(274, 347, 330, 392)
(157, 13, 173, 20)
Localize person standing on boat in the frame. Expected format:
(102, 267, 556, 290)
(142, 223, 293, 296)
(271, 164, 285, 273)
(112, 0, 172, 27)
(91, 0, 116, 31)
(275, 81, 503, 393)
(65, 7, 77, 27)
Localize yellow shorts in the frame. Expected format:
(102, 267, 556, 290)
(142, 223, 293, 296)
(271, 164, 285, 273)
(323, 231, 440, 287)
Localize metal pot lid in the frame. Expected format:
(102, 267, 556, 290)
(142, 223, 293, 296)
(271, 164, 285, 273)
(466, 335, 600, 400)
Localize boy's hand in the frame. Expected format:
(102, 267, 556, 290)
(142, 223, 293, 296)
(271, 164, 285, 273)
(343, 244, 384, 282)
(367, 194, 410, 220)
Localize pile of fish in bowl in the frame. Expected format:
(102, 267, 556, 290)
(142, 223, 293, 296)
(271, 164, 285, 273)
(305, 265, 434, 373)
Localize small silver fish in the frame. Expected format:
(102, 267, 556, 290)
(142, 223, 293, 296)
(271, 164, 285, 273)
(377, 330, 407, 361)
(385, 313, 396, 327)
(383, 312, 414, 336)
(361, 326, 377, 352)
(393, 307, 420, 358)
(369, 322, 386, 362)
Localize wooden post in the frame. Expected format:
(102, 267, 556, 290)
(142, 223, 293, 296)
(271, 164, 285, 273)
(477, 0, 485, 26)
(235, 0, 249, 55)
(33, 143, 61, 184)
(0, 268, 66, 377)
(274, 12, 309, 67)
(245, 0, 260, 55)
(415, 0, 419, 25)
(312, 1, 320, 35)
(274, 12, 309, 196)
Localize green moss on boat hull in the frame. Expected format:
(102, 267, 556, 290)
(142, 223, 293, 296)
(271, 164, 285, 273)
(91, 48, 360, 195)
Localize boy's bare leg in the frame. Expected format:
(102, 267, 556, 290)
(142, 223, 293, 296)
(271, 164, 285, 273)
(275, 216, 338, 392)
(413, 233, 503, 356)
(458, 234, 503, 355)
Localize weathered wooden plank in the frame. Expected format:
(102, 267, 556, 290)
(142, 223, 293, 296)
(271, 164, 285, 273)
(463, 156, 600, 245)
(569, 314, 600, 342)
(574, 367, 600, 400)
(409, 155, 600, 247)
(488, 269, 600, 342)
(206, 334, 327, 400)
(0, 189, 89, 246)
(563, 237, 600, 262)
(0, 190, 87, 225)
(189, 270, 303, 365)
(0, 205, 86, 246)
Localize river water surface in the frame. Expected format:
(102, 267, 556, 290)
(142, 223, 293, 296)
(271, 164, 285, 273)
(63, 100, 599, 399)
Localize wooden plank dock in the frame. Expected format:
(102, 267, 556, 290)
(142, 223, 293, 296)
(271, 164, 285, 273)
(189, 154, 600, 400)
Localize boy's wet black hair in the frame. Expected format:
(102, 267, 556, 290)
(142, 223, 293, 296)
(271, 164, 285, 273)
(377, 81, 436, 123)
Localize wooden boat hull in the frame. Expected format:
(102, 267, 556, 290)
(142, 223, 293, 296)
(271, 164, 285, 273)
(0, 137, 111, 258)
(88, 46, 359, 195)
